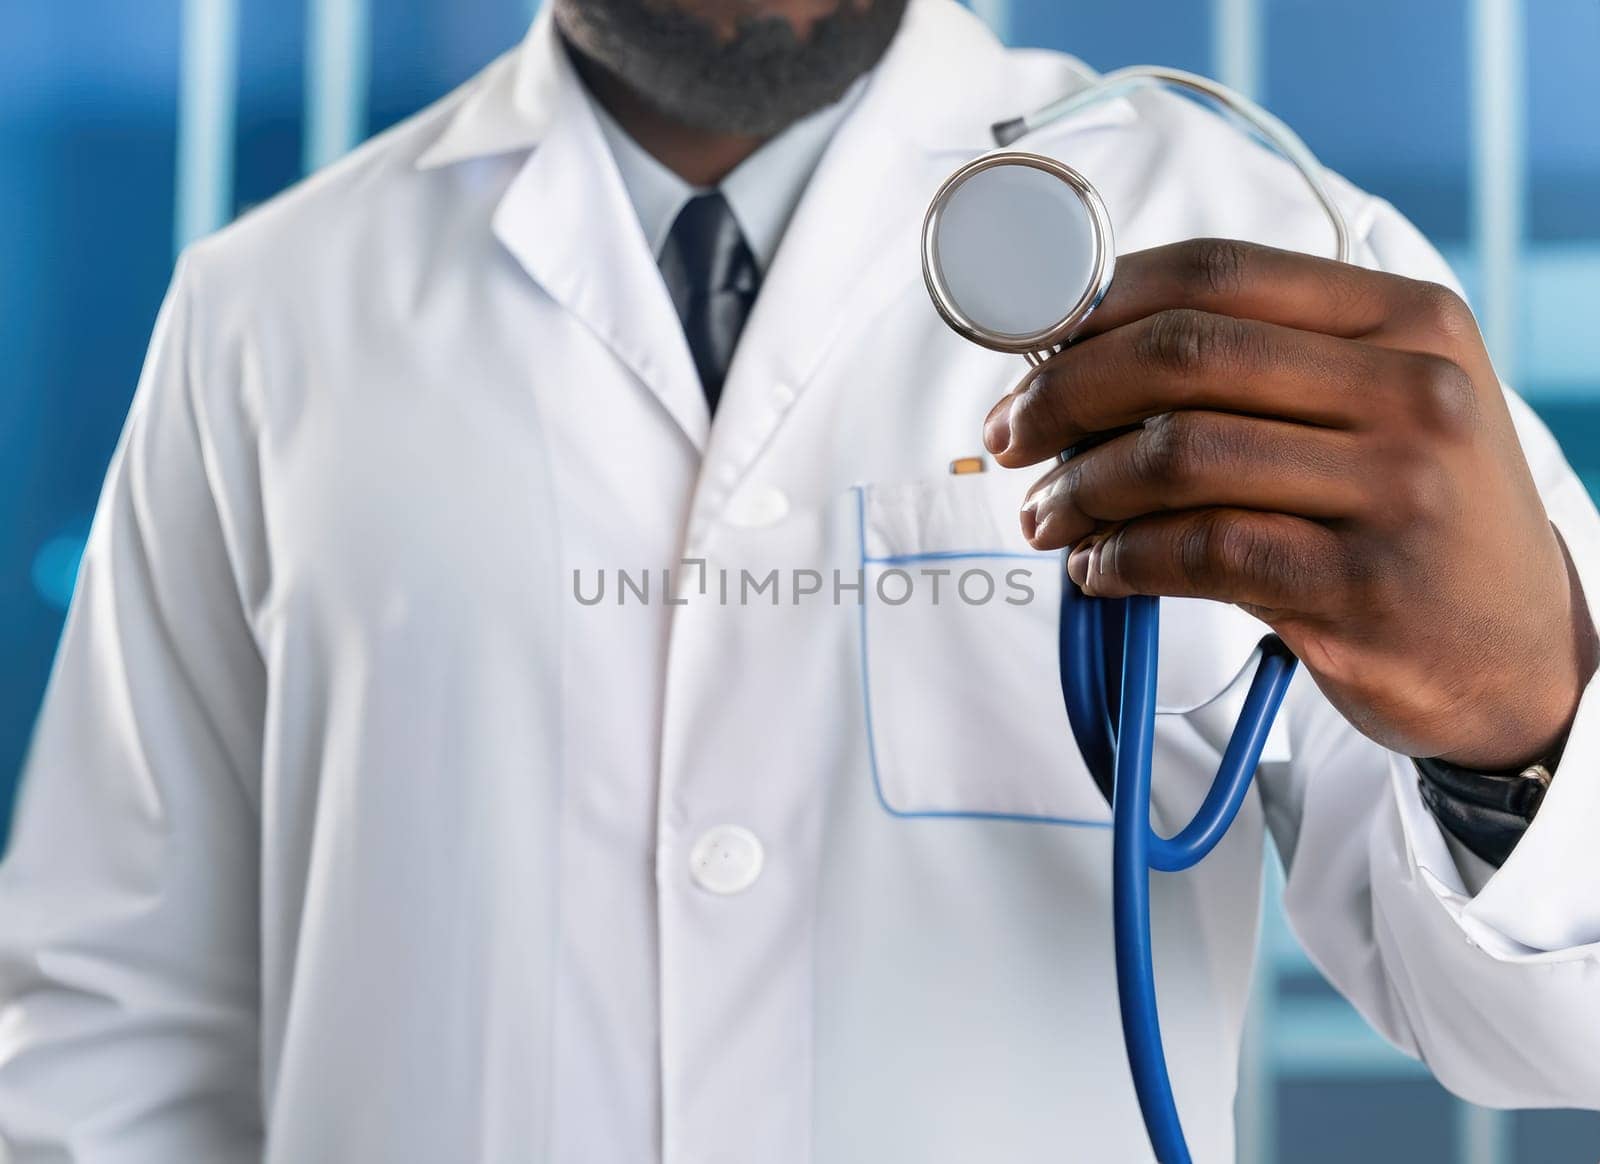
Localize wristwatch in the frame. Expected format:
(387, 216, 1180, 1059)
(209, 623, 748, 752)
(1413, 754, 1554, 867)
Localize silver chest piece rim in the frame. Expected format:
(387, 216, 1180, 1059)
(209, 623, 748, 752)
(921, 151, 1116, 363)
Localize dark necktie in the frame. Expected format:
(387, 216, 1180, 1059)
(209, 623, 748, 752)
(660, 191, 761, 413)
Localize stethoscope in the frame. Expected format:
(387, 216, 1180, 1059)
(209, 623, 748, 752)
(921, 68, 1352, 1164)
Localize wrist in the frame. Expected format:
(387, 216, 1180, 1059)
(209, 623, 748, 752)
(1439, 527, 1597, 769)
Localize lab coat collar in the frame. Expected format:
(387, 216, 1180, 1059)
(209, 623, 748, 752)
(414, 8, 562, 172)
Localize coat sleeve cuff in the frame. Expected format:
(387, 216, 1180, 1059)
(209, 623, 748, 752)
(1389, 666, 1600, 955)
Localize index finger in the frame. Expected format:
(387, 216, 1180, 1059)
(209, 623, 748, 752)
(1077, 237, 1410, 344)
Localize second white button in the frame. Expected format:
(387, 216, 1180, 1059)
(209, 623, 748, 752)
(724, 485, 790, 529)
(688, 825, 766, 895)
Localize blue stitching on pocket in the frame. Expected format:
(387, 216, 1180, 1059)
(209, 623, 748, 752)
(854, 485, 1111, 830)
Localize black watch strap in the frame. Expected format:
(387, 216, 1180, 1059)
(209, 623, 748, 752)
(1413, 755, 1553, 868)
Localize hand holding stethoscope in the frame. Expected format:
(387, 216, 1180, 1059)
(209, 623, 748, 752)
(978, 211, 1579, 769)
(922, 70, 1589, 1163)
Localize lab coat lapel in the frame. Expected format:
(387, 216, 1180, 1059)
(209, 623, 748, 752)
(718, 114, 936, 410)
(489, 22, 710, 452)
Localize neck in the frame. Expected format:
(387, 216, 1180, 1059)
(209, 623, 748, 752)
(568, 50, 768, 188)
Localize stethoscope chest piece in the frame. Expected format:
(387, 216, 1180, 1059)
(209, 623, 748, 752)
(921, 151, 1115, 362)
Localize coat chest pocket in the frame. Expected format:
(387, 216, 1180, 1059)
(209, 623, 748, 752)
(854, 471, 1286, 826)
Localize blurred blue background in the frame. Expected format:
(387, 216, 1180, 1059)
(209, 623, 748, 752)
(1, 1, 1596, 1160)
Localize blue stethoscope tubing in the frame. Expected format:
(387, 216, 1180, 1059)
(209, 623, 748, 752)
(1060, 581, 1298, 1163)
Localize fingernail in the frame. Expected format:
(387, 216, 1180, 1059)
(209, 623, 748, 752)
(1020, 499, 1039, 542)
(983, 395, 1013, 455)
(1031, 509, 1064, 550)
(1067, 540, 1093, 586)
(1093, 530, 1119, 586)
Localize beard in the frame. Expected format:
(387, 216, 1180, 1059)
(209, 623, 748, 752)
(554, 0, 911, 137)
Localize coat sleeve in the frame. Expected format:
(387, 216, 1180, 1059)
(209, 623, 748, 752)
(0, 253, 267, 1160)
(1259, 195, 1600, 1111)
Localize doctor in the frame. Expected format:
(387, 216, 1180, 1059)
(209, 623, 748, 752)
(3, 0, 1599, 1160)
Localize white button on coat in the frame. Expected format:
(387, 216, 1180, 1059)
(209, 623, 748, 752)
(724, 484, 790, 528)
(689, 826, 765, 894)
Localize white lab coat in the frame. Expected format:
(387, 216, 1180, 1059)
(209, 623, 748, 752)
(3, 2, 1599, 1161)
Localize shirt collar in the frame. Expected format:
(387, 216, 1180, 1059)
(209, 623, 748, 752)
(584, 76, 863, 272)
